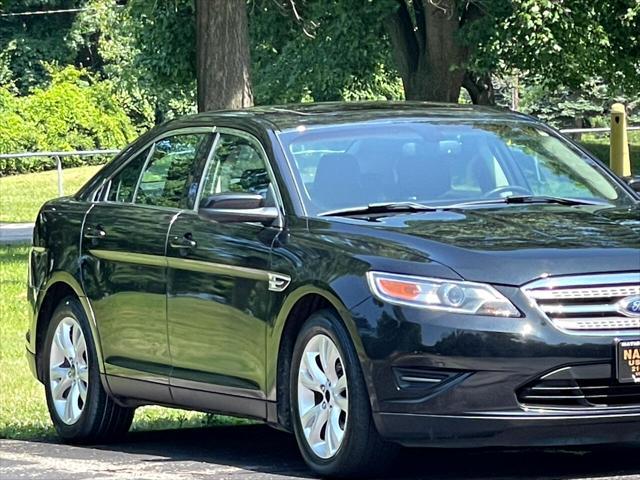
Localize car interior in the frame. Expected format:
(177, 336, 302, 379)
(285, 124, 616, 213)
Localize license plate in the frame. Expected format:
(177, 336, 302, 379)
(616, 339, 640, 384)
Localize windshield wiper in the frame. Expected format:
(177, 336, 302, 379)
(318, 202, 438, 217)
(450, 195, 608, 208)
(318, 196, 608, 217)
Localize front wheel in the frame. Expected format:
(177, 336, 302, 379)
(43, 297, 135, 443)
(290, 310, 397, 478)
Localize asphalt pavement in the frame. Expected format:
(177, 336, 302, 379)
(0, 222, 33, 244)
(1, 424, 639, 479)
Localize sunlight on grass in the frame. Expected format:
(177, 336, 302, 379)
(0, 166, 102, 223)
(580, 131, 640, 174)
(0, 245, 246, 440)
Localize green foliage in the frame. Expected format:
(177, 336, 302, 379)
(520, 79, 640, 128)
(251, 0, 403, 103)
(465, 0, 640, 98)
(0, 1, 92, 93)
(0, 66, 136, 175)
(580, 133, 640, 175)
(90, 0, 403, 114)
(93, 0, 197, 125)
(0, 0, 637, 149)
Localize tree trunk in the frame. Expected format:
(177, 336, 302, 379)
(386, 0, 467, 103)
(196, 0, 253, 111)
(463, 72, 495, 105)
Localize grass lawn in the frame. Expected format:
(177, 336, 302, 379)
(0, 165, 103, 223)
(580, 131, 640, 173)
(0, 244, 246, 440)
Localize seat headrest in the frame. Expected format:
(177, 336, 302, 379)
(396, 147, 451, 200)
(312, 153, 363, 210)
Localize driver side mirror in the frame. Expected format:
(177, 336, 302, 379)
(199, 193, 279, 225)
(625, 176, 640, 195)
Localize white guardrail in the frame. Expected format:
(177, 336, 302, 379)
(0, 126, 639, 197)
(0, 149, 119, 196)
(560, 126, 640, 134)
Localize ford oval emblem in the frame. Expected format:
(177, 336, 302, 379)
(618, 295, 640, 317)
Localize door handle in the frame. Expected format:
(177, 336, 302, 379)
(169, 234, 197, 249)
(84, 225, 106, 239)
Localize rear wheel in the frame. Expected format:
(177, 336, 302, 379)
(43, 297, 135, 443)
(290, 310, 397, 478)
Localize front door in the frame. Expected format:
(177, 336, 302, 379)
(81, 130, 213, 395)
(167, 130, 282, 410)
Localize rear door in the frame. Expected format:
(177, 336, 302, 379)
(166, 129, 283, 412)
(81, 128, 213, 396)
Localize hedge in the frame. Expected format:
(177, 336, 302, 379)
(0, 66, 136, 176)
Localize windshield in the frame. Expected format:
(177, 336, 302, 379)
(277, 120, 634, 215)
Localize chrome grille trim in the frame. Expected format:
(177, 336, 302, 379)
(528, 285, 639, 300)
(518, 378, 640, 408)
(553, 317, 640, 331)
(524, 272, 639, 289)
(540, 303, 619, 315)
(522, 272, 640, 335)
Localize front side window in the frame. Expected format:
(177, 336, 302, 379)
(277, 121, 632, 215)
(199, 133, 274, 207)
(135, 133, 211, 209)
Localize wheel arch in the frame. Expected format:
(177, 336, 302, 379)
(270, 284, 370, 431)
(34, 272, 105, 381)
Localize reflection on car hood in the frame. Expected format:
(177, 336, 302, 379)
(319, 204, 640, 285)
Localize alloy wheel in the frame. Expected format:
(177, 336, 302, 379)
(49, 317, 89, 425)
(297, 333, 349, 459)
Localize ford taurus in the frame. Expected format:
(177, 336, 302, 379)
(26, 102, 640, 478)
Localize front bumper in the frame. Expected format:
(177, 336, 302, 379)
(374, 410, 640, 447)
(350, 285, 640, 447)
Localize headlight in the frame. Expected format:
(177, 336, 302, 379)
(366, 271, 520, 317)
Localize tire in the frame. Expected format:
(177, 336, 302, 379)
(42, 296, 135, 443)
(290, 309, 398, 478)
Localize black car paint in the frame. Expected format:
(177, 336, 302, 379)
(27, 102, 640, 446)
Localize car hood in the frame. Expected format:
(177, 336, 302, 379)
(316, 204, 640, 286)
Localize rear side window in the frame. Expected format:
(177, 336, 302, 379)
(135, 133, 211, 209)
(106, 147, 150, 203)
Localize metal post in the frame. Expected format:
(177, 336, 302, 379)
(55, 155, 64, 196)
(610, 103, 631, 177)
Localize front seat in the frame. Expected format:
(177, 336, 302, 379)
(396, 145, 451, 201)
(312, 153, 364, 210)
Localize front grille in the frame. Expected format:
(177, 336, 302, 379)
(518, 378, 640, 408)
(522, 272, 640, 334)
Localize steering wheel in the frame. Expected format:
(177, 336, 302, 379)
(483, 185, 533, 199)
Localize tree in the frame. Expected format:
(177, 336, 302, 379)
(469, 0, 640, 103)
(283, 0, 640, 105)
(0, 0, 91, 93)
(195, 0, 253, 111)
(385, 0, 469, 102)
(4, 0, 636, 119)
(280, 0, 485, 103)
(251, 0, 403, 104)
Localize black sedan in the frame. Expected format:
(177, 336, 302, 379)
(26, 102, 640, 478)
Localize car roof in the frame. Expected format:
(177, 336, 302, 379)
(162, 101, 535, 133)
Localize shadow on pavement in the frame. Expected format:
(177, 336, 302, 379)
(84, 423, 640, 479)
